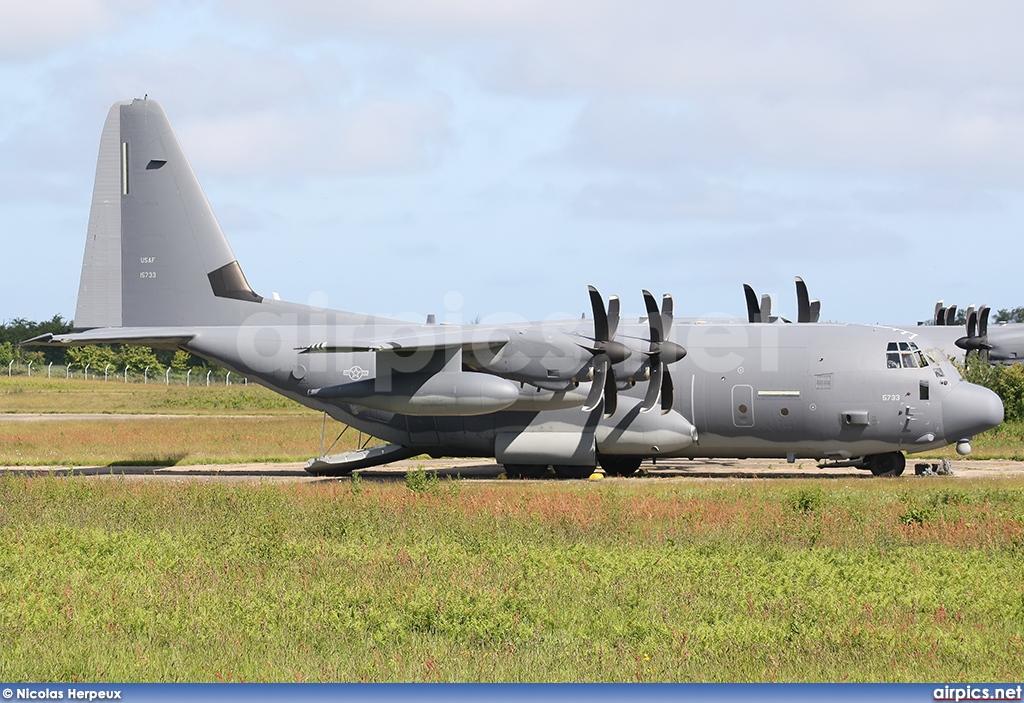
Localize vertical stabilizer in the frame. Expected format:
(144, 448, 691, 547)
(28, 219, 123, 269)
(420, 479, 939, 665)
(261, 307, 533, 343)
(74, 98, 262, 329)
(76, 101, 130, 328)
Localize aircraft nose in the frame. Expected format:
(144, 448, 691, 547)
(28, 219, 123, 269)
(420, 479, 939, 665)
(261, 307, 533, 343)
(942, 381, 1004, 441)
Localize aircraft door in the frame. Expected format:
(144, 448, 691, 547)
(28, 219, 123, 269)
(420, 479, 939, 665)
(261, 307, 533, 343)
(732, 384, 754, 427)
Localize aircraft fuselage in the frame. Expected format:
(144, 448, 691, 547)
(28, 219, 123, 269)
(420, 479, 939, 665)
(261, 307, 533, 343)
(181, 311, 1000, 468)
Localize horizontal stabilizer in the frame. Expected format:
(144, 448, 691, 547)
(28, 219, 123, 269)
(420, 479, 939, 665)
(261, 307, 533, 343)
(24, 328, 195, 349)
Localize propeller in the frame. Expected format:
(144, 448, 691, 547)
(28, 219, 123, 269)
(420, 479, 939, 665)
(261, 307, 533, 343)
(580, 286, 631, 417)
(760, 294, 772, 323)
(641, 290, 687, 413)
(795, 277, 820, 323)
(933, 301, 958, 326)
(956, 305, 992, 354)
(743, 284, 760, 323)
(742, 284, 775, 323)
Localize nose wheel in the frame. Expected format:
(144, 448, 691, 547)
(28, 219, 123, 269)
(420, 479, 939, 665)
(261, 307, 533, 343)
(865, 452, 906, 476)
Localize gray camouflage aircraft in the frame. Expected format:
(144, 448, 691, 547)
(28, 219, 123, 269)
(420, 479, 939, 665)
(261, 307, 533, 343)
(742, 280, 1024, 365)
(27, 99, 1005, 477)
(926, 303, 1024, 363)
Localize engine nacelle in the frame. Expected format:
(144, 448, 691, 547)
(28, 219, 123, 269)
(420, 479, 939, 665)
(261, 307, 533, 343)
(308, 371, 520, 416)
(597, 409, 697, 455)
(465, 328, 593, 384)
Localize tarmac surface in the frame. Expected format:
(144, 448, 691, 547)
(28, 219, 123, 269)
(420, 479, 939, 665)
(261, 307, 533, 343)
(4, 456, 1023, 483)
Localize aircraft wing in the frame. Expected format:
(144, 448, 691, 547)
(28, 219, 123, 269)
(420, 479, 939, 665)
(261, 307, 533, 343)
(23, 328, 196, 349)
(296, 327, 511, 355)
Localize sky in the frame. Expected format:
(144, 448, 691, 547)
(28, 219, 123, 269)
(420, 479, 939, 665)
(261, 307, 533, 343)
(3, 0, 1024, 327)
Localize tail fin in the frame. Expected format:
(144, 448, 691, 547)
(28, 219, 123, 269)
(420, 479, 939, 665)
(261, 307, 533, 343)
(75, 98, 262, 329)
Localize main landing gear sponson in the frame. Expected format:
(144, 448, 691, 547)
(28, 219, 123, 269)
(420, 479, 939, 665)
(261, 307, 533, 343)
(598, 456, 643, 477)
(502, 465, 595, 479)
(865, 451, 906, 477)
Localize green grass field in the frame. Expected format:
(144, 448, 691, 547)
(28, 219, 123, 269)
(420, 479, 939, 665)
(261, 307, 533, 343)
(0, 476, 1022, 682)
(0, 376, 305, 415)
(0, 377, 371, 465)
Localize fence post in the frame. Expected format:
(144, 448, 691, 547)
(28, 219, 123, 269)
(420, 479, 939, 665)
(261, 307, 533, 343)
(144, 366, 149, 384)
(187, 369, 192, 386)
(27, 361, 33, 377)
(104, 363, 111, 382)
(66, 364, 71, 379)
(226, 371, 231, 386)
(84, 363, 90, 381)
(206, 370, 211, 387)
(124, 366, 129, 383)
(48, 361, 52, 378)
(165, 368, 170, 385)
(7, 360, 12, 377)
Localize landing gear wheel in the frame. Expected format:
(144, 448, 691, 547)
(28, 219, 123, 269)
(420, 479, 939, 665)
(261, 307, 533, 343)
(552, 465, 597, 479)
(867, 452, 906, 477)
(502, 464, 548, 479)
(599, 456, 643, 477)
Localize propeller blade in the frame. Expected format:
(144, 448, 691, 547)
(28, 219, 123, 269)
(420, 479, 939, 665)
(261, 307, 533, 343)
(967, 310, 977, 339)
(643, 290, 662, 343)
(979, 305, 990, 338)
(660, 364, 674, 414)
(607, 295, 621, 340)
(661, 294, 673, 336)
(588, 285, 608, 341)
(582, 356, 608, 412)
(760, 294, 772, 323)
(944, 305, 957, 327)
(934, 300, 944, 325)
(640, 358, 662, 412)
(603, 361, 618, 416)
(743, 284, 760, 323)
(796, 277, 811, 323)
(809, 300, 821, 323)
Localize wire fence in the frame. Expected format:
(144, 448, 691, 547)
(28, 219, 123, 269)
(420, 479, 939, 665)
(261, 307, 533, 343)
(3, 360, 248, 387)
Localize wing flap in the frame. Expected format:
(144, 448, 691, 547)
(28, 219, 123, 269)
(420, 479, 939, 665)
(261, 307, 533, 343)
(296, 329, 510, 355)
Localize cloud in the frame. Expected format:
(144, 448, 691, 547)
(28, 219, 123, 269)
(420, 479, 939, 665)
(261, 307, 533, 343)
(214, 1, 1024, 179)
(709, 216, 908, 264)
(572, 181, 764, 222)
(0, 0, 156, 59)
(178, 97, 452, 175)
(557, 100, 709, 172)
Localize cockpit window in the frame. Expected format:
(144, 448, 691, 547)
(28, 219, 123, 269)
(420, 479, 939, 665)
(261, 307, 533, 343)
(886, 341, 929, 369)
(886, 342, 900, 368)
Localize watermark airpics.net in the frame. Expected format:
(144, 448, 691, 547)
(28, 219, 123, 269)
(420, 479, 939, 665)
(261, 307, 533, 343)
(934, 685, 1023, 701)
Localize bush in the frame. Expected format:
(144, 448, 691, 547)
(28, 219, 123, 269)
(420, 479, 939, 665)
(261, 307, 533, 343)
(404, 468, 439, 493)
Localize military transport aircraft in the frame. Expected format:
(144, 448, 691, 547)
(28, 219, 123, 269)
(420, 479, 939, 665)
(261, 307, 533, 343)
(27, 99, 1005, 478)
(742, 280, 1024, 365)
(927, 303, 1024, 363)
